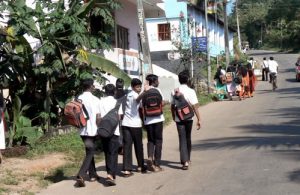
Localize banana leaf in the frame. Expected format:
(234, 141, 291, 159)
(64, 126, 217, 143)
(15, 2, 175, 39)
(77, 52, 132, 87)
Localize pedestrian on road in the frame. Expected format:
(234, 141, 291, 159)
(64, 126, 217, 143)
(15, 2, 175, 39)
(99, 84, 123, 186)
(262, 57, 269, 81)
(170, 70, 201, 170)
(142, 74, 165, 172)
(268, 57, 279, 88)
(75, 78, 101, 187)
(122, 78, 147, 177)
(247, 63, 257, 97)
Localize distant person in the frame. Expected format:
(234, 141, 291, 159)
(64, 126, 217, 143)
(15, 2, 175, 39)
(262, 57, 269, 81)
(142, 74, 165, 172)
(170, 70, 201, 170)
(0, 94, 6, 164)
(268, 57, 279, 88)
(214, 66, 227, 100)
(121, 78, 147, 177)
(75, 79, 101, 187)
(295, 56, 300, 66)
(99, 84, 123, 186)
(248, 57, 256, 69)
(247, 63, 257, 97)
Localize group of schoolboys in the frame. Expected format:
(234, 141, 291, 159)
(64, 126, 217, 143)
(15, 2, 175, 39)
(75, 70, 201, 187)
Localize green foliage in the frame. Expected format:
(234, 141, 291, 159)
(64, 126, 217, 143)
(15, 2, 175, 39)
(7, 96, 42, 148)
(229, 0, 300, 50)
(0, 0, 125, 136)
(26, 131, 84, 157)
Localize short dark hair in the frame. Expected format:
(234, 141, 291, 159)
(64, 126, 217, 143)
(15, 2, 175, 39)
(249, 57, 253, 60)
(270, 56, 274, 60)
(104, 84, 115, 96)
(81, 78, 94, 91)
(263, 57, 266, 60)
(146, 74, 158, 86)
(178, 70, 189, 84)
(131, 78, 142, 87)
(116, 78, 124, 90)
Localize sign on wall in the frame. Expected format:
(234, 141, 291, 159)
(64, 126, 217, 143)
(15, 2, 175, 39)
(118, 49, 140, 76)
(191, 36, 207, 52)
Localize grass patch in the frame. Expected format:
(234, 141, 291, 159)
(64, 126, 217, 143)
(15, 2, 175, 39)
(0, 188, 9, 193)
(1, 170, 19, 185)
(198, 93, 216, 106)
(26, 131, 104, 185)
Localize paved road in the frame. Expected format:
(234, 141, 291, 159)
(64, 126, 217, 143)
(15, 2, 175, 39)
(39, 51, 300, 195)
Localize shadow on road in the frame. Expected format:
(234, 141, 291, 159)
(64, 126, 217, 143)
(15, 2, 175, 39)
(194, 106, 300, 183)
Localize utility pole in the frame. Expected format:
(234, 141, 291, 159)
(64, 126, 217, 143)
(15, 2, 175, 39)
(205, 0, 211, 94)
(236, 0, 242, 51)
(137, 0, 152, 82)
(223, 0, 230, 70)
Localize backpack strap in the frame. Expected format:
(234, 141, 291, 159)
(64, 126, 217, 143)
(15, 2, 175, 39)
(75, 97, 90, 120)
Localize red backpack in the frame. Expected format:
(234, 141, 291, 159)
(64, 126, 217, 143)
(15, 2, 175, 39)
(142, 88, 163, 117)
(64, 99, 89, 128)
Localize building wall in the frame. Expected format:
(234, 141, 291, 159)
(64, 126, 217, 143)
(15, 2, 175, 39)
(146, 0, 235, 57)
(114, 0, 140, 51)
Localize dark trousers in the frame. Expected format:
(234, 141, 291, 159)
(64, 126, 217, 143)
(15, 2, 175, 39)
(262, 68, 269, 81)
(176, 120, 193, 164)
(78, 136, 97, 178)
(101, 135, 119, 179)
(145, 122, 163, 166)
(122, 126, 144, 171)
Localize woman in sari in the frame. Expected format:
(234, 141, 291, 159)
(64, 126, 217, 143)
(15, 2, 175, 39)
(214, 66, 227, 100)
(237, 64, 250, 100)
(247, 63, 257, 97)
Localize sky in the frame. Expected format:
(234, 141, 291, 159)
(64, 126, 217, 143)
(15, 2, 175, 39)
(227, 0, 236, 14)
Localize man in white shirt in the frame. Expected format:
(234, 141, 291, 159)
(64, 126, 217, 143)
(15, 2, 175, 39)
(76, 79, 101, 187)
(99, 84, 123, 186)
(262, 57, 269, 81)
(248, 57, 256, 69)
(268, 56, 279, 88)
(170, 70, 201, 170)
(121, 78, 147, 176)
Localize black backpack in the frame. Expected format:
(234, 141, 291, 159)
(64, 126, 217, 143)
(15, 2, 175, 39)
(142, 88, 163, 117)
(173, 90, 194, 121)
(97, 97, 124, 138)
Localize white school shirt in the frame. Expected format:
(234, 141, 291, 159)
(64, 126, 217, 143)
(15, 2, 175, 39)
(99, 96, 123, 136)
(170, 84, 199, 123)
(268, 60, 279, 73)
(78, 91, 101, 136)
(262, 60, 269, 68)
(122, 90, 142, 128)
(143, 87, 165, 125)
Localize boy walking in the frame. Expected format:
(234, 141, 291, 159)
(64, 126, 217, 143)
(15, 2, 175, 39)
(122, 78, 147, 176)
(76, 79, 101, 187)
(171, 70, 201, 170)
(142, 74, 165, 172)
(98, 84, 123, 186)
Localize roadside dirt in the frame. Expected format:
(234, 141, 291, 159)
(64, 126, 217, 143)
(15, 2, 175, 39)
(0, 153, 67, 194)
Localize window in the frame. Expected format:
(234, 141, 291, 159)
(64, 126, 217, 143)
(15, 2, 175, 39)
(116, 25, 129, 50)
(158, 23, 171, 41)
